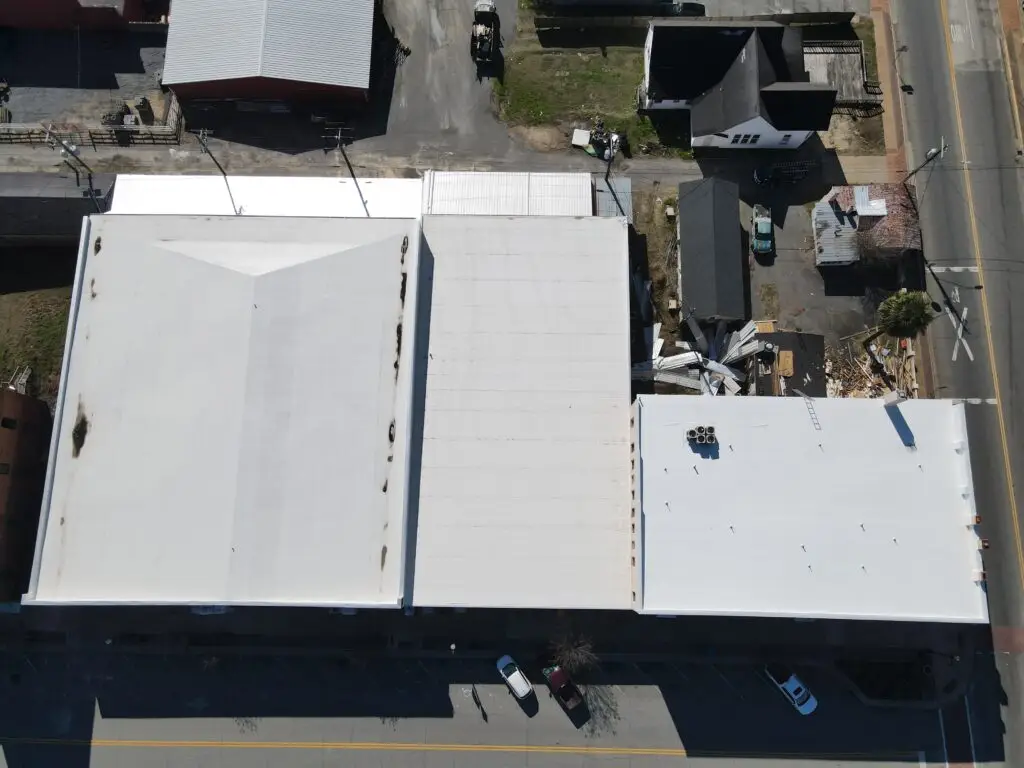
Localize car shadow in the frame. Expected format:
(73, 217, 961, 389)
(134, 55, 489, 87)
(514, 690, 539, 717)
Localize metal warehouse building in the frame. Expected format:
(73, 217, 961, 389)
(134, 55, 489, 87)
(161, 0, 376, 99)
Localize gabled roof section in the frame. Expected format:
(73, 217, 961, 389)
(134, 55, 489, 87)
(162, 0, 374, 89)
(653, 21, 834, 136)
(690, 32, 764, 137)
(676, 179, 744, 322)
(760, 82, 837, 131)
(28, 214, 419, 606)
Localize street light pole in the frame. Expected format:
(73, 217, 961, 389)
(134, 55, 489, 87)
(903, 137, 949, 183)
(44, 124, 103, 214)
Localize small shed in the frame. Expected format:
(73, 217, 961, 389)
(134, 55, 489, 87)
(676, 178, 744, 323)
(814, 184, 922, 266)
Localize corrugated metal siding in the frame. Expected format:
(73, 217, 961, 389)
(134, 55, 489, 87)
(812, 201, 860, 265)
(163, 0, 266, 84)
(163, 0, 373, 89)
(595, 176, 633, 222)
(423, 172, 593, 216)
(261, 0, 373, 89)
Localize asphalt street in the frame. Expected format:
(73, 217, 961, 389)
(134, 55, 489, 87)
(0, 652, 947, 768)
(893, 0, 1024, 763)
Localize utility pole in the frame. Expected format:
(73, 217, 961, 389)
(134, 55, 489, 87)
(192, 129, 242, 215)
(903, 137, 948, 183)
(44, 124, 102, 214)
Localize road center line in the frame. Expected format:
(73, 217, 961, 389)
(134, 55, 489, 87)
(940, 0, 1024, 594)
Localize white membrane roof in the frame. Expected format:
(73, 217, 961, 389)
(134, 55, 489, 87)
(109, 175, 423, 219)
(28, 214, 420, 606)
(410, 215, 633, 610)
(634, 395, 988, 623)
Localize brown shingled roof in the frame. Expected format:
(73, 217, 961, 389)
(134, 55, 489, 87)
(830, 184, 922, 256)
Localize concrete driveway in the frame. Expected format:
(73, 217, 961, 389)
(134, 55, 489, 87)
(746, 202, 874, 343)
(359, 0, 517, 156)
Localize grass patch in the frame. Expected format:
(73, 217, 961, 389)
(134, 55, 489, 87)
(496, 47, 644, 127)
(633, 182, 679, 337)
(854, 18, 879, 81)
(0, 288, 72, 407)
(496, 10, 689, 155)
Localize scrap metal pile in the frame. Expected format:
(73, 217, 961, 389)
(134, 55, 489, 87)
(632, 319, 767, 396)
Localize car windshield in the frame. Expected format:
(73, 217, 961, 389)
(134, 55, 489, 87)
(756, 221, 772, 235)
(502, 662, 518, 677)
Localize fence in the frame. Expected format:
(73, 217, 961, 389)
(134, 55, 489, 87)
(0, 92, 184, 148)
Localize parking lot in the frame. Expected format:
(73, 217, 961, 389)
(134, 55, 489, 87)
(745, 201, 876, 344)
(0, 651, 948, 768)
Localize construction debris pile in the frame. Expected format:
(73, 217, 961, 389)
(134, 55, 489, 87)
(632, 320, 766, 396)
(825, 336, 919, 399)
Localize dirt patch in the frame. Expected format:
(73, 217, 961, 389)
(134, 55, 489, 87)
(758, 283, 780, 321)
(509, 125, 565, 152)
(0, 287, 73, 408)
(632, 182, 679, 338)
(820, 113, 886, 155)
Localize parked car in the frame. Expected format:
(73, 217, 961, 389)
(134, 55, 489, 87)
(497, 655, 533, 699)
(750, 204, 774, 255)
(542, 664, 584, 710)
(763, 664, 818, 715)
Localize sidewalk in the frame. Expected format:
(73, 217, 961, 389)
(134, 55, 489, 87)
(998, 0, 1024, 151)
(870, 0, 909, 181)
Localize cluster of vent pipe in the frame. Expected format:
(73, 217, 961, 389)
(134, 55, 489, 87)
(686, 425, 717, 445)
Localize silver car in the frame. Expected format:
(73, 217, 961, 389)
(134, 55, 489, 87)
(496, 655, 533, 699)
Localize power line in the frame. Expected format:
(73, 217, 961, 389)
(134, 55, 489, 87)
(191, 129, 242, 215)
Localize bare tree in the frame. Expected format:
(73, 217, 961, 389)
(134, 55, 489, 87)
(550, 633, 599, 676)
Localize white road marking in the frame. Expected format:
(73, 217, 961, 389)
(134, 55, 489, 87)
(951, 23, 965, 43)
(955, 398, 999, 405)
(965, 696, 978, 767)
(952, 285, 961, 304)
(947, 305, 975, 362)
(931, 265, 979, 273)
(938, 710, 950, 768)
(962, 0, 975, 48)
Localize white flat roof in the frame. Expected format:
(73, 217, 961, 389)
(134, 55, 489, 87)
(422, 172, 593, 216)
(634, 395, 988, 623)
(410, 215, 633, 610)
(28, 214, 420, 606)
(109, 175, 423, 219)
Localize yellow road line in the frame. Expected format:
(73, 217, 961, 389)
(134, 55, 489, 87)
(940, 0, 1024, 596)
(1, 737, 686, 757)
(0, 736, 919, 760)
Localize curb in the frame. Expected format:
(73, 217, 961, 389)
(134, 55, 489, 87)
(997, 0, 1024, 151)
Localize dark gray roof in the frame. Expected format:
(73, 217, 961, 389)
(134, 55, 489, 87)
(689, 33, 766, 137)
(760, 82, 837, 131)
(0, 172, 114, 241)
(650, 21, 835, 135)
(594, 176, 633, 223)
(676, 179, 744, 322)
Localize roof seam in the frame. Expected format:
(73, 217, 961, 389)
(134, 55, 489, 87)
(258, 0, 270, 76)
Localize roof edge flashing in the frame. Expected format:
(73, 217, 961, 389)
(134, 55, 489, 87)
(24, 215, 94, 603)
